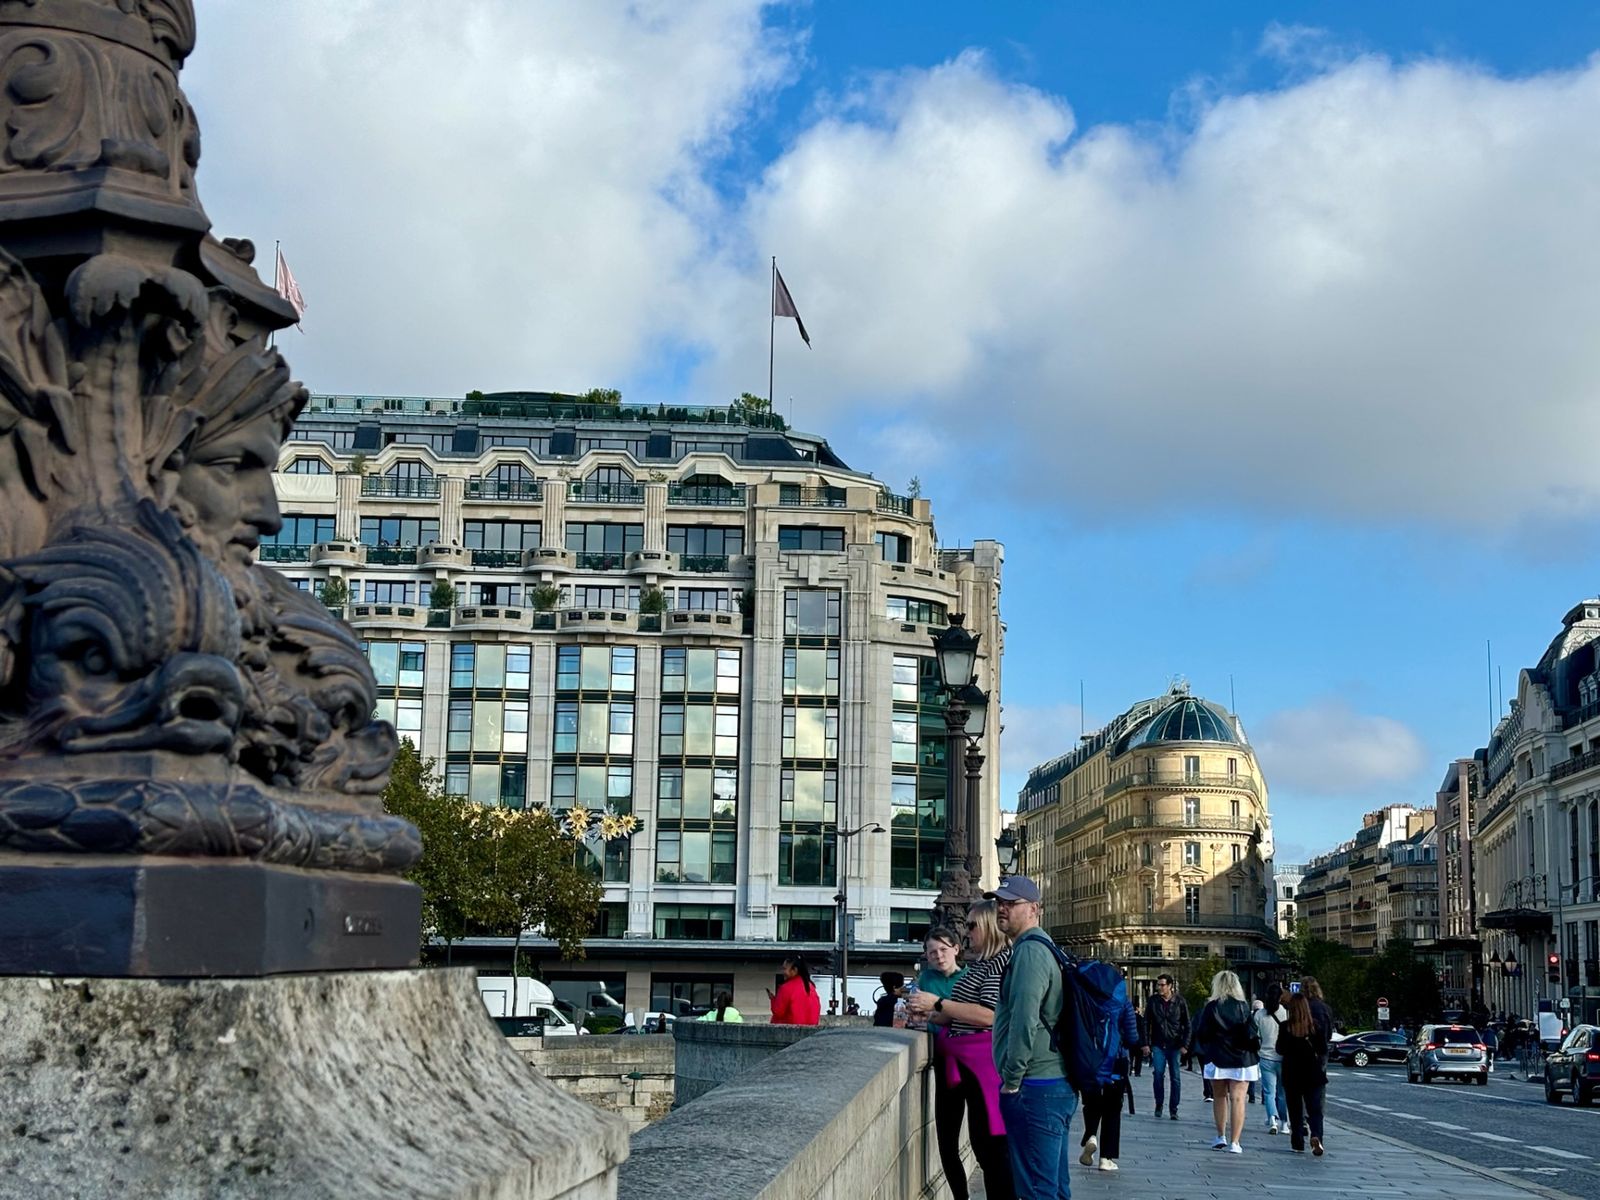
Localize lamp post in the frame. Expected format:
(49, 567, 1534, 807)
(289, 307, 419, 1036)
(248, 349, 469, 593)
(995, 826, 1019, 875)
(931, 614, 989, 934)
(834, 822, 885, 1014)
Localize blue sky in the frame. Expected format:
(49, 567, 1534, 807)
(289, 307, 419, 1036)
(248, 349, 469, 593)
(188, 2, 1600, 864)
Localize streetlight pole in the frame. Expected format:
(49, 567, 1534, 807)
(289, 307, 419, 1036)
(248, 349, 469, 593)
(834, 822, 885, 1014)
(930, 614, 989, 936)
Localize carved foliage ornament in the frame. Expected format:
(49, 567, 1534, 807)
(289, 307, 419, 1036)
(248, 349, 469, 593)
(0, 0, 417, 873)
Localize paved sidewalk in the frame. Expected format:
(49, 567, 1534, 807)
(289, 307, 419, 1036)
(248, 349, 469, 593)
(968, 1095, 1576, 1199)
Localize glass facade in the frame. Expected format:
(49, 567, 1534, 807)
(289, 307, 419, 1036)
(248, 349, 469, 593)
(365, 640, 425, 746)
(779, 589, 843, 887)
(553, 645, 636, 883)
(443, 641, 532, 807)
(657, 647, 742, 885)
(891, 655, 946, 890)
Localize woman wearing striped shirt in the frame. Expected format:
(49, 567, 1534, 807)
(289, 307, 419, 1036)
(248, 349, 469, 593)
(908, 900, 1016, 1200)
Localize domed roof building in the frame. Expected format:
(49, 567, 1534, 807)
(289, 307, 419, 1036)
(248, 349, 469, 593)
(1016, 683, 1277, 1000)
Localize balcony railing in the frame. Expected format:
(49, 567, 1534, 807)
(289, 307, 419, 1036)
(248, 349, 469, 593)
(259, 544, 311, 563)
(360, 476, 441, 499)
(574, 552, 627, 571)
(877, 491, 913, 516)
(466, 478, 543, 502)
(1104, 772, 1259, 801)
(426, 610, 451, 627)
(1103, 813, 1257, 836)
(777, 485, 846, 508)
(365, 546, 418, 566)
(1103, 913, 1274, 934)
(679, 555, 730, 574)
(568, 481, 645, 504)
(1552, 746, 1600, 782)
(470, 549, 524, 568)
(668, 483, 747, 507)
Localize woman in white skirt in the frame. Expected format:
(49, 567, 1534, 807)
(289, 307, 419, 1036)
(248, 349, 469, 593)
(1192, 970, 1260, 1153)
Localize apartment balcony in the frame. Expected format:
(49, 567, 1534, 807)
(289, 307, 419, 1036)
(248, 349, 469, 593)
(360, 476, 441, 500)
(1552, 746, 1600, 782)
(777, 485, 847, 508)
(365, 546, 418, 566)
(470, 549, 524, 569)
(568, 481, 645, 505)
(667, 483, 747, 507)
(419, 543, 468, 568)
(1104, 772, 1260, 801)
(453, 606, 530, 631)
(465, 478, 543, 503)
(679, 554, 730, 574)
(527, 547, 575, 574)
(1103, 913, 1275, 936)
(664, 610, 742, 634)
(560, 608, 640, 633)
(877, 491, 913, 516)
(310, 540, 363, 567)
(574, 552, 628, 571)
(345, 604, 424, 627)
(258, 544, 311, 563)
(1103, 813, 1258, 837)
(628, 549, 673, 576)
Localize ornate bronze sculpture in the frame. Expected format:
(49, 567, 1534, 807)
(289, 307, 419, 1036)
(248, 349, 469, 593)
(0, 0, 420, 974)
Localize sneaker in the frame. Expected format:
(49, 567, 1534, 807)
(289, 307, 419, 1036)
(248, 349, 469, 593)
(1099, 1160, 1119, 1172)
(1311, 1138, 1324, 1157)
(1228, 1143, 1242, 1154)
(1153, 1110, 1165, 1119)
(1204, 1096, 1214, 1103)
(1267, 1121, 1279, 1135)
(1079, 1136, 1097, 1166)
(1211, 1136, 1228, 1150)
(1169, 1111, 1179, 1120)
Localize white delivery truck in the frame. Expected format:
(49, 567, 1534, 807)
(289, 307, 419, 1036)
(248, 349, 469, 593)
(476, 975, 583, 1036)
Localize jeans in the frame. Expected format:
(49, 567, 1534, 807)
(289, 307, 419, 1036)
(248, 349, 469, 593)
(1001, 1080, 1077, 1200)
(1151, 1045, 1181, 1114)
(1259, 1058, 1288, 1125)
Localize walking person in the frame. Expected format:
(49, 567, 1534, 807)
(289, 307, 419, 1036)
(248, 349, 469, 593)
(1254, 984, 1289, 1135)
(767, 954, 821, 1025)
(1192, 970, 1260, 1154)
(908, 901, 1016, 1200)
(1278, 992, 1328, 1156)
(990, 876, 1074, 1200)
(1077, 969, 1140, 1172)
(1143, 973, 1190, 1120)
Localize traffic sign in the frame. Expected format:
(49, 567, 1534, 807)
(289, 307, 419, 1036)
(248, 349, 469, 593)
(1559, 997, 1572, 1011)
(1377, 996, 1389, 1007)
(1377, 1004, 1391, 1023)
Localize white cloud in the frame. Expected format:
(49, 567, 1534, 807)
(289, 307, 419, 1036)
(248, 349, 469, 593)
(998, 701, 1085, 805)
(1254, 698, 1428, 796)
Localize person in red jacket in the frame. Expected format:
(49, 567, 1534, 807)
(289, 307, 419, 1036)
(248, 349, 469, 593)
(768, 954, 821, 1025)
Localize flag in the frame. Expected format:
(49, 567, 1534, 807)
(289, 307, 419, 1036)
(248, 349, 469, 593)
(275, 247, 306, 322)
(773, 265, 810, 347)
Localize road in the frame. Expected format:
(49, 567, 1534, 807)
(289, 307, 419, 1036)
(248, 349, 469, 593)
(1322, 1059, 1599, 1198)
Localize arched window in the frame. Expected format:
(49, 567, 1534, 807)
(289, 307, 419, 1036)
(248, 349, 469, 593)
(586, 465, 634, 486)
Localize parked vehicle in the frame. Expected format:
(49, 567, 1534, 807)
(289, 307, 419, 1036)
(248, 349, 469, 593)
(1331, 1030, 1409, 1068)
(546, 978, 628, 1030)
(1543, 1024, 1600, 1106)
(477, 975, 583, 1036)
(1407, 1024, 1488, 1085)
(622, 1011, 677, 1034)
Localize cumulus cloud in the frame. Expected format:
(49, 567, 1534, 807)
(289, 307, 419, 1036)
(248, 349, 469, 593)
(185, 9, 1600, 532)
(1253, 698, 1428, 796)
(998, 701, 1085, 806)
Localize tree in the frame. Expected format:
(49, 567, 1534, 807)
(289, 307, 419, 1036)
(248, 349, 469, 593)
(907, 475, 922, 499)
(1178, 954, 1230, 1015)
(429, 580, 456, 610)
(531, 583, 561, 611)
(734, 392, 771, 420)
(475, 806, 601, 973)
(579, 387, 621, 406)
(381, 741, 480, 953)
(318, 577, 348, 608)
(638, 586, 667, 615)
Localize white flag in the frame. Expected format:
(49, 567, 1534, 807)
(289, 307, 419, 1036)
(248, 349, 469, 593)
(275, 247, 306, 322)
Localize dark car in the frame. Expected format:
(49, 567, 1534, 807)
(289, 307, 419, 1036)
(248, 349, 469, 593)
(1544, 1024, 1600, 1106)
(1330, 1030, 1410, 1068)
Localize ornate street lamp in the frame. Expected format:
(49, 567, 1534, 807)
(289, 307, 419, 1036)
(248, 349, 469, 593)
(931, 614, 989, 933)
(995, 827, 1019, 874)
(931, 618, 980, 693)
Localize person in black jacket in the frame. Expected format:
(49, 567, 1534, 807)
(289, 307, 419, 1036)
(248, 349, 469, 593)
(1278, 992, 1328, 1156)
(1192, 970, 1260, 1154)
(1142, 973, 1190, 1119)
(873, 971, 905, 1028)
(1302, 977, 1335, 1060)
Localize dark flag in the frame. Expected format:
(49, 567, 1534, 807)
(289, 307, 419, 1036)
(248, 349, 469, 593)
(773, 266, 811, 347)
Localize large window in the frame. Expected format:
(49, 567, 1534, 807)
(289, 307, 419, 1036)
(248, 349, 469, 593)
(283, 456, 331, 474)
(667, 525, 744, 557)
(886, 596, 947, 626)
(784, 589, 841, 637)
(779, 526, 844, 552)
(442, 642, 533, 807)
(566, 521, 643, 555)
(890, 655, 946, 891)
(551, 644, 636, 884)
(876, 531, 911, 563)
(263, 514, 334, 545)
(360, 516, 439, 546)
(563, 584, 641, 610)
(777, 906, 835, 942)
(464, 521, 541, 550)
(367, 640, 425, 746)
(557, 646, 637, 693)
(362, 581, 415, 605)
(890, 908, 933, 944)
(653, 906, 734, 941)
(672, 587, 733, 612)
(650, 973, 734, 1015)
(662, 648, 741, 694)
(778, 768, 837, 885)
(658, 647, 741, 887)
(783, 647, 839, 697)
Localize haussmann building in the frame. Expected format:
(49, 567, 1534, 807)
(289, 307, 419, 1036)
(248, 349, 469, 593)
(1015, 686, 1279, 1000)
(260, 391, 1004, 1019)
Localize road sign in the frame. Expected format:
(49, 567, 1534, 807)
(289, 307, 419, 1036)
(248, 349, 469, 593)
(1559, 997, 1572, 1011)
(1378, 1004, 1391, 1023)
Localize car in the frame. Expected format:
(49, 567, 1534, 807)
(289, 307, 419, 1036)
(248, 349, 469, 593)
(622, 1011, 677, 1034)
(1407, 1023, 1489, 1085)
(1543, 1024, 1600, 1106)
(1330, 1030, 1410, 1068)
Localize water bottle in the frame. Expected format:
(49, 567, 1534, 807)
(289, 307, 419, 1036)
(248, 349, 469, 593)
(899, 981, 920, 1028)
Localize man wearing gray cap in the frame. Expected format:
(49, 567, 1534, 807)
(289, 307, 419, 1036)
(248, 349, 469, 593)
(990, 875, 1073, 1199)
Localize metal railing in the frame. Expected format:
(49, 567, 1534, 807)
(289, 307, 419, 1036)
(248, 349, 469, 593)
(258, 544, 311, 562)
(426, 610, 451, 627)
(668, 483, 747, 507)
(574, 552, 626, 571)
(470, 549, 523, 568)
(568, 481, 645, 504)
(365, 546, 418, 566)
(466, 478, 543, 502)
(1105, 913, 1273, 934)
(1104, 772, 1259, 800)
(1552, 747, 1600, 782)
(1103, 813, 1257, 836)
(360, 476, 441, 499)
(777, 485, 847, 508)
(679, 555, 730, 574)
(877, 491, 913, 516)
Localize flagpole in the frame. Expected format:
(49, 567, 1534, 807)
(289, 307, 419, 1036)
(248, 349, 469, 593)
(768, 256, 776, 410)
(269, 240, 279, 351)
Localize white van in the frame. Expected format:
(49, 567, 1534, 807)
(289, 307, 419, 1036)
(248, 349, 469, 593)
(477, 975, 582, 1036)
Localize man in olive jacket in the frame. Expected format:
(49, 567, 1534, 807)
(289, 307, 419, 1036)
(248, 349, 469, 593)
(992, 876, 1074, 1199)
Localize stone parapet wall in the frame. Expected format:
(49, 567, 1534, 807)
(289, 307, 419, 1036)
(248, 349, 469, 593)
(619, 1027, 961, 1200)
(510, 1035, 677, 1131)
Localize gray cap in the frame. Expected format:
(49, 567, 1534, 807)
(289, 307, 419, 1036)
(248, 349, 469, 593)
(985, 875, 1041, 903)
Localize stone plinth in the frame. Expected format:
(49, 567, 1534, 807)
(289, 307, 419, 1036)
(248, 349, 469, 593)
(0, 968, 628, 1199)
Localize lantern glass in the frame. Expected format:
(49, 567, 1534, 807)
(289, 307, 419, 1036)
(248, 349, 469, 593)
(958, 685, 988, 738)
(931, 621, 979, 691)
(995, 829, 1018, 873)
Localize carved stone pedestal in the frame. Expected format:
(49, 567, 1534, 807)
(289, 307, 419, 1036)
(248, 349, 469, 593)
(0, 967, 629, 1199)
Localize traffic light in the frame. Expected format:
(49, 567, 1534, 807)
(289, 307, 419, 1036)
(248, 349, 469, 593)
(1548, 953, 1561, 983)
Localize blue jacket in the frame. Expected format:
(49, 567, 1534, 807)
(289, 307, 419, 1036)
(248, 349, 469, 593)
(1098, 993, 1142, 1084)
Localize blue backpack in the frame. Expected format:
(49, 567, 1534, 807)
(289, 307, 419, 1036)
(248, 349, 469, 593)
(1015, 931, 1129, 1091)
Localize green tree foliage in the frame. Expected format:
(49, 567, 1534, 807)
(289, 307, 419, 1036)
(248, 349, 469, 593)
(580, 387, 622, 406)
(429, 580, 456, 610)
(1274, 920, 1439, 1030)
(734, 391, 771, 418)
(380, 741, 602, 966)
(1179, 954, 1231, 1014)
(531, 583, 561, 611)
(318, 577, 348, 608)
(638, 586, 667, 615)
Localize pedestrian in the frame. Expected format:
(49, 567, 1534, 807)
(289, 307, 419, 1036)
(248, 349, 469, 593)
(845, 997, 860, 1017)
(912, 928, 968, 1192)
(1131, 1003, 1146, 1077)
(1254, 984, 1289, 1135)
(874, 971, 906, 1028)
(917, 926, 967, 1015)
(908, 900, 1017, 1200)
(990, 876, 1074, 1200)
(1301, 976, 1335, 1051)
(1482, 1021, 1499, 1067)
(767, 954, 821, 1025)
(696, 990, 743, 1023)
(1278, 992, 1328, 1156)
(1143, 972, 1190, 1120)
(827, 998, 839, 1017)
(1077, 965, 1140, 1173)
(1192, 970, 1260, 1154)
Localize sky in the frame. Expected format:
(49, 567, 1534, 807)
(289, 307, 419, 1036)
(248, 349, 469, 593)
(186, 2, 1600, 866)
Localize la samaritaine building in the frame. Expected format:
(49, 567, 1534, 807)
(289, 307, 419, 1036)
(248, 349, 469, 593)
(262, 391, 1004, 1016)
(1015, 686, 1279, 1000)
